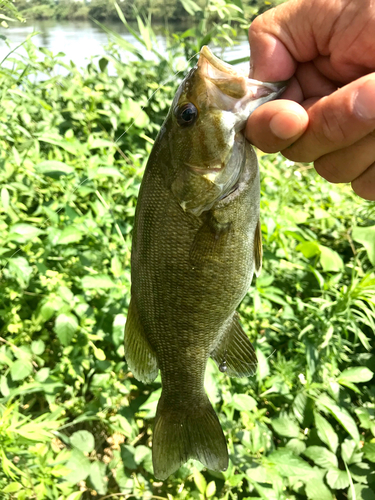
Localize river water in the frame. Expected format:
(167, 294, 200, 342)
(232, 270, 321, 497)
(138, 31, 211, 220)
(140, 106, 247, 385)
(0, 19, 251, 73)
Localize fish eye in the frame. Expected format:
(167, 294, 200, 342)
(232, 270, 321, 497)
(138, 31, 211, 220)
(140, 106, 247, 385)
(175, 103, 198, 127)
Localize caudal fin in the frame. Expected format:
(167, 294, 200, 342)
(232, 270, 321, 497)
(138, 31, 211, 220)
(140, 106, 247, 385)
(152, 393, 228, 480)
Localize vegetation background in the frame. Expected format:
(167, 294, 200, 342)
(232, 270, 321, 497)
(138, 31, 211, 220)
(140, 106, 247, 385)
(1, 0, 375, 499)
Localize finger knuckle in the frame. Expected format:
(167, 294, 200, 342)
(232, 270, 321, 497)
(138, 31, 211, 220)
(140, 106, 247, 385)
(314, 156, 346, 183)
(318, 97, 350, 145)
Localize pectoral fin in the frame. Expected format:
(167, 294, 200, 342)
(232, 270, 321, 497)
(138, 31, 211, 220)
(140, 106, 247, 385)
(190, 212, 232, 266)
(211, 312, 257, 377)
(254, 218, 262, 277)
(124, 299, 159, 383)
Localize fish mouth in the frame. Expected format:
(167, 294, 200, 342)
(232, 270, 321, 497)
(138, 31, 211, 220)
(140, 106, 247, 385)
(197, 45, 287, 116)
(186, 163, 223, 174)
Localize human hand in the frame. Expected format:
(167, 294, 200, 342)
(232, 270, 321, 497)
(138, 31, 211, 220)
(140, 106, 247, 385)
(246, 0, 375, 200)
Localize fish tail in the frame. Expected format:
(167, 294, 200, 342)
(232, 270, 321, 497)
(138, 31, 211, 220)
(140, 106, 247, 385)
(152, 392, 228, 480)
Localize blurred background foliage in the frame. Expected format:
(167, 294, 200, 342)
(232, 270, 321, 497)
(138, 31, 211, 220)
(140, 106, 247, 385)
(1, 0, 375, 499)
(8, 0, 283, 23)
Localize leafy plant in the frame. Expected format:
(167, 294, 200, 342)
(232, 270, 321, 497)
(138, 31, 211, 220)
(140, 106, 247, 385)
(0, 5, 374, 500)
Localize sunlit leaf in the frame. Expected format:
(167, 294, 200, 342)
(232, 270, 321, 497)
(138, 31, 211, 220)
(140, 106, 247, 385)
(338, 367, 373, 384)
(70, 430, 95, 453)
(303, 446, 338, 469)
(352, 226, 375, 265)
(232, 394, 257, 412)
(313, 412, 338, 454)
(271, 417, 300, 438)
(36, 160, 75, 178)
(10, 360, 33, 381)
(65, 449, 91, 484)
(54, 313, 78, 346)
(317, 395, 360, 443)
(81, 275, 117, 289)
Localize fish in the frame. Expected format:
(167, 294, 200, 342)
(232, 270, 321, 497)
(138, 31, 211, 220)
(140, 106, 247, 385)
(124, 45, 286, 480)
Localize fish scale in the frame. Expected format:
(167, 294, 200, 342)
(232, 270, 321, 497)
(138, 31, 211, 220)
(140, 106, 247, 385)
(124, 45, 286, 479)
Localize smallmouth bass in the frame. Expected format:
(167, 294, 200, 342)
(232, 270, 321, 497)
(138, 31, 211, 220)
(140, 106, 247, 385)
(125, 46, 286, 479)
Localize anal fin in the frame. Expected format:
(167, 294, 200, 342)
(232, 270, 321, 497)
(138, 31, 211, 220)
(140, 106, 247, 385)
(211, 312, 257, 377)
(124, 299, 158, 384)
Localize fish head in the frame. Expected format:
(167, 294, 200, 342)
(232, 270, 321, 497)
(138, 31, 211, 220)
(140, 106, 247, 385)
(165, 45, 287, 215)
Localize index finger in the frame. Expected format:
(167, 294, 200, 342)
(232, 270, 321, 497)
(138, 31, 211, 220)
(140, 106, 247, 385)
(248, 0, 345, 82)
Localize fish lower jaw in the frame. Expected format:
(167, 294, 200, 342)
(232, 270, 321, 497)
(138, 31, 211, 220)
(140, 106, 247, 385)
(186, 163, 223, 175)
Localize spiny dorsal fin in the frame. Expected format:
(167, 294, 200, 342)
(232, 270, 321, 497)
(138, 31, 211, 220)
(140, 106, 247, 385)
(210, 312, 257, 377)
(254, 218, 262, 277)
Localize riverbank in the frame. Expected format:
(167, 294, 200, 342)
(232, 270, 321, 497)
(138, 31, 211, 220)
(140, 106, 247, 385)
(11, 0, 275, 23)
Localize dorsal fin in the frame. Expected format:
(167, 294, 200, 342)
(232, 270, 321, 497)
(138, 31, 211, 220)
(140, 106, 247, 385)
(254, 218, 262, 277)
(124, 299, 159, 383)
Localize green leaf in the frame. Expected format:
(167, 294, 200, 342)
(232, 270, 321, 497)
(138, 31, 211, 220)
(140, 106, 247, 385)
(296, 241, 320, 258)
(88, 139, 116, 150)
(89, 461, 107, 495)
(111, 255, 122, 278)
(206, 481, 216, 498)
(271, 417, 300, 438)
(109, 415, 135, 440)
(138, 388, 162, 418)
(119, 98, 149, 128)
(179, 0, 202, 15)
(3, 483, 22, 493)
(314, 411, 339, 454)
(95, 166, 124, 177)
(81, 275, 117, 289)
(352, 226, 375, 265)
(1, 187, 10, 211)
(8, 256, 33, 287)
(70, 430, 95, 453)
(319, 245, 344, 272)
(38, 135, 82, 155)
(66, 492, 83, 500)
(317, 394, 360, 443)
(286, 438, 306, 455)
(54, 313, 78, 346)
(338, 367, 373, 383)
(65, 449, 91, 484)
(305, 478, 333, 500)
(232, 394, 257, 412)
(113, 314, 126, 347)
(193, 468, 207, 494)
(293, 393, 307, 423)
(268, 448, 315, 479)
(35, 367, 50, 382)
(0, 375, 10, 397)
(348, 484, 375, 500)
(341, 439, 362, 464)
(31, 340, 45, 355)
(363, 443, 375, 462)
(303, 446, 338, 469)
(57, 226, 84, 245)
(134, 445, 151, 464)
(35, 160, 75, 178)
(326, 468, 350, 489)
(256, 347, 270, 382)
(10, 360, 33, 381)
(9, 223, 43, 242)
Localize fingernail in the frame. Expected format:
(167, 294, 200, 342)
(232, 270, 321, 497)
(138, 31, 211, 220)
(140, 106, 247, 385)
(269, 111, 303, 140)
(354, 80, 375, 120)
